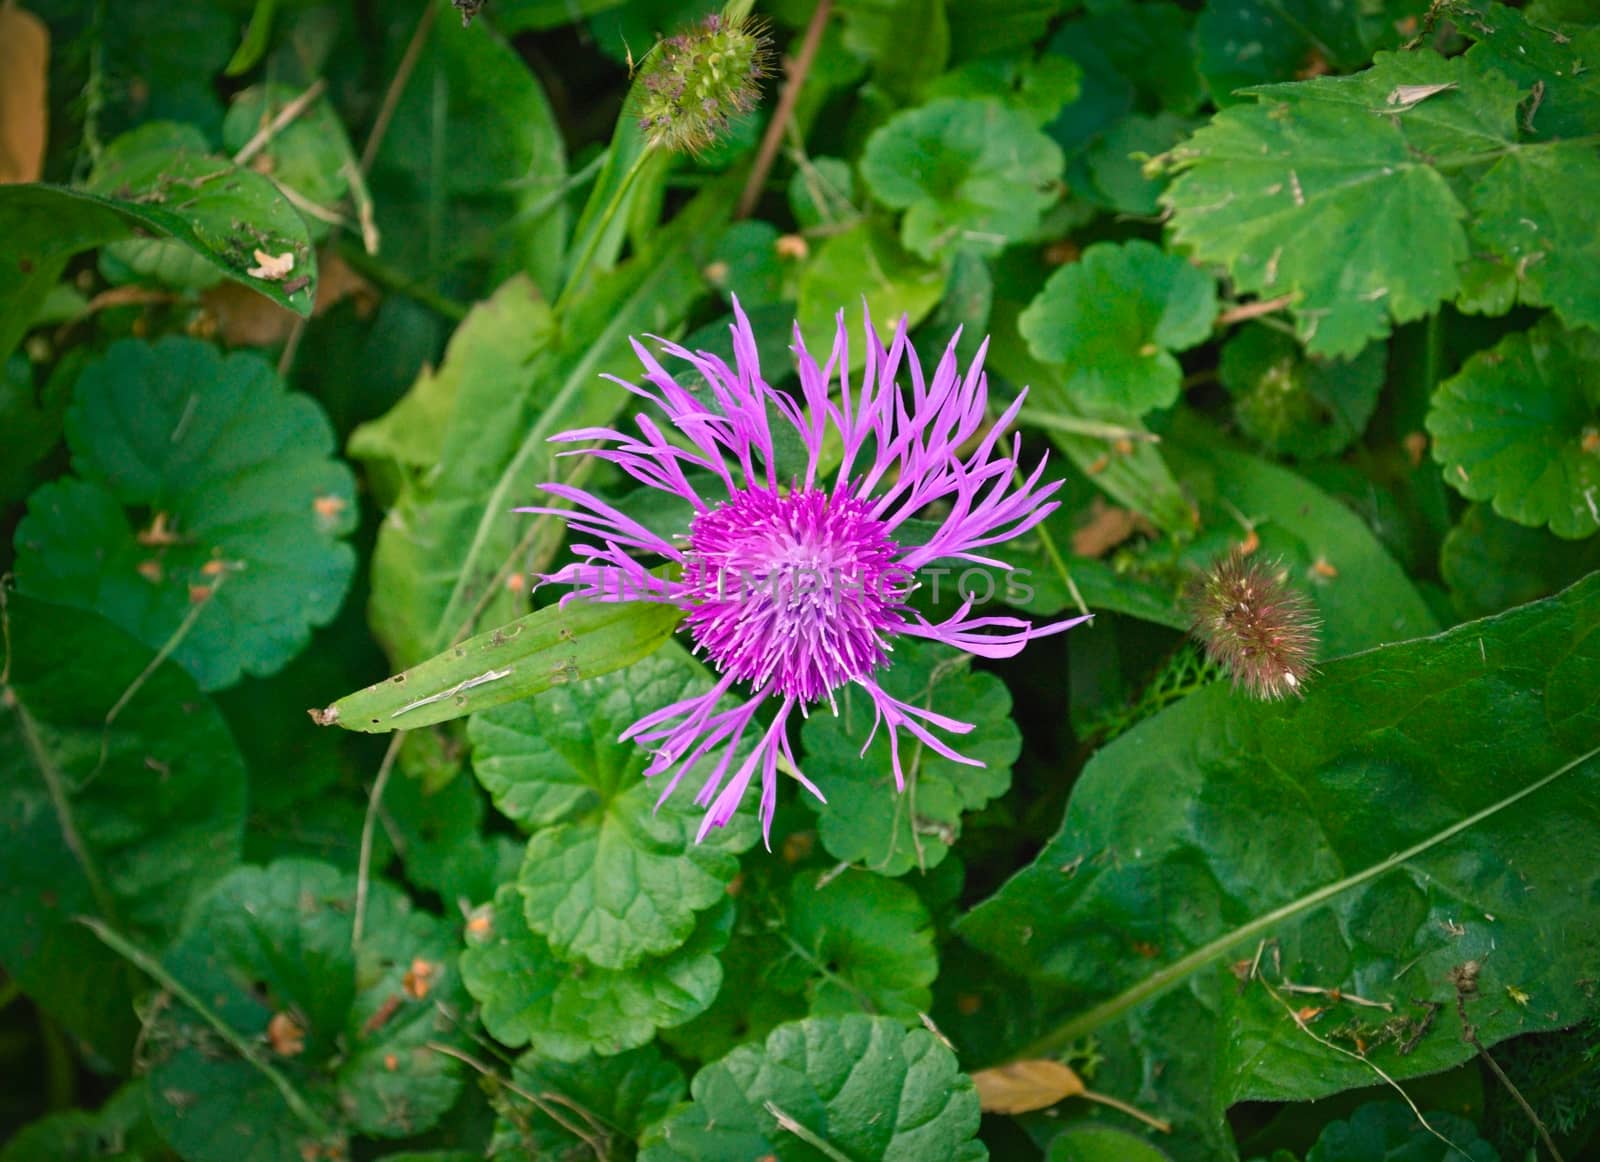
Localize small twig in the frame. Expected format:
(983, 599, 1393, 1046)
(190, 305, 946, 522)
(1453, 966, 1564, 1161)
(738, 0, 833, 218)
(233, 79, 329, 166)
(275, 181, 358, 231)
(1216, 294, 1297, 327)
(360, 1, 438, 175)
(1016, 407, 1161, 444)
(351, 732, 405, 950)
(425, 1042, 608, 1157)
(341, 159, 381, 254)
(764, 1101, 854, 1162)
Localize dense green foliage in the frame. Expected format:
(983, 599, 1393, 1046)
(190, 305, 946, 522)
(3, 1, 1599, 1159)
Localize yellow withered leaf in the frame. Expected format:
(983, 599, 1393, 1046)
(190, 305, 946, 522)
(971, 1059, 1086, 1114)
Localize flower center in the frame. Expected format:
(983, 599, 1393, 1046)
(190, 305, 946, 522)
(681, 488, 906, 703)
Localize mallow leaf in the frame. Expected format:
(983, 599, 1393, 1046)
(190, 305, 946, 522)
(469, 645, 755, 971)
(1426, 317, 1600, 539)
(146, 860, 467, 1162)
(489, 1043, 685, 1160)
(461, 884, 732, 1061)
(13, 337, 357, 690)
(802, 641, 1020, 875)
(0, 594, 246, 1066)
(860, 97, 1064, 259)
(1018, 240, 1217, 415)
(638, 1014, 987, 1162)
(767, 870, 939, 1022)
(957, 573, 1600, 1146)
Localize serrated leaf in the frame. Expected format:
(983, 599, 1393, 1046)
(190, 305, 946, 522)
(13, 336, 357, 690)
(860, 97, 1064, 260)
(1441, 502, 1600, 619)
(802, 642, 1020, 875)
(1220, 323, 1385, 460)
(1163, 58, 1485, 356)
(1427, 317, 1600, 539)
(1462, 2, 1600, 139)
(469, 646, 753, 970)
(0, 593, 246, 1066)
(957, 574, 1600, 1145)
(638, 1014, 987, 1162)
(767, 869, 938, 1021)
(1019, 239, 1217, 414)
(146, 859, 466, 1162)
(461, 883, 732, 1060)
(796, 217, 948, 372)
(316, 595, 683, 734)
(489, 1044, 685, 1160)
(1304, 1101, 1497, 1162)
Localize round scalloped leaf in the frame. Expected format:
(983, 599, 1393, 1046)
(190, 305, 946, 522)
(925, 53, 1083, 127)
(1018, 239, 1217, 415)
(638, 1014, 987, 1162)
(795, 219, 947, 374)
(461, 883, 732, 1061)
(1426, 318, 1600, 539)
(12, 337, 357, 690)
(489, 1044, 685, 1160)
(1219, 323, 1385, 460)
(860, 97, 1064, 259)
(1441, 503, 1600, 619)
(146, 860, 467, 1162)
(469, 646, 755, 971)
(767, 869, 938, 1021)
(0, 594, 246, 1065)
(801, 642, 1019, 875)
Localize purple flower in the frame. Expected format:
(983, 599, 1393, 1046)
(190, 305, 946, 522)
(521, 300, 1086, 844)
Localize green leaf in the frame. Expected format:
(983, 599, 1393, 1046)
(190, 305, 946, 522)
(13, 336, 358, 690)
(221, 84, 358, 244)
(1303, 1101, 1497, 1162)
(788, 156, 858, 231)
(0, 353, 71, 504)
(1441, 503, 1600, 619)
(1162, 55, 1490, 356)
(1465, 143, 1600, 332)
(1048, 1125, 1174, 1162)
(489, 1044, 685, 1159)
(945, 1, 1063, 63)
(1426, 317, 1600, 539)
(796, 218, 948, 372)
(957, 574, 1600, 1141)
(461, 883, 733, 1060)
(382, 766, 521, 909)
(767, 869, 939, 1021)
(1462, 2, 1600, 139)
(1219, 324, 1385, 460)
(802, 642, 1021, 875)
(1080, 112, 1195, 215)
(316, 584, 682, 736)
(926, 54, 1083, 127)
(0, 1082, 164, 1162)
(1164, 414, 1441, 657)
(838, 0, 950, 103)
(145, 859, 466, 1161)
(1018, 239, 1217, 415)
(0, 595, 246, 1065)
(638, 1014, 987, 1162)
(860, 98, 1064, 260)
(469, 645, 753, 969)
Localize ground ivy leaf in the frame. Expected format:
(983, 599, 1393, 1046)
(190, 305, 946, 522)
(146, 860, 466, 1161)
(461, 884, 732, 1061)
(12, 336, 357, 690)
(0, 594, 246, 1066)
(802, 641, 1020, 875)
(489, 1043, 685, 1160)
(1466, 143, 1600, 332)
(470, 646, 754, 970)
(1018, 239, 1217, 415)
(957, 574, 1600, 1143)
(1426, 317, 1600, 539)
(768, 869, 938, 1021)
(1219, 323, 1385, 460)
(638, 1014, 987, 1162)
(1162, 71, 1471, 357)
(926, 54, 1083, 127)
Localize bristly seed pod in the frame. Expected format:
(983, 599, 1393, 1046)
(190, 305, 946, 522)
(1185, 549, 1319, 700)
(634, 13, 770, 155)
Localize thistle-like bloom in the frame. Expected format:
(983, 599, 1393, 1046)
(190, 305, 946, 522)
(1185, 549, 1320, 700)
(522, 301, 1086, 843)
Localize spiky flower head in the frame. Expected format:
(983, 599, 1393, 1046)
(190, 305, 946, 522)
(635, 13, 770, 154)
(1185, 549, 1319, 700)
(522, 300, 1086, 844)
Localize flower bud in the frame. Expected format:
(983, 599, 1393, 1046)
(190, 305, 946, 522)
(634, 14, 769, 154)
(1185, 549, 1319, 700)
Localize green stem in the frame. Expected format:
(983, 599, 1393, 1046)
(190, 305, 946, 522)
(556, 147, 654, 315)
(1012, 742, 1600, 1060)
(77, 916, 336, 1140)
(1017, 407, 1160, 444)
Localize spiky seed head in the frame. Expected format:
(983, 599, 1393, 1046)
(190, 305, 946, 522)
(633, 14, 770, 154)
(1185, 549, 1319, 700)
